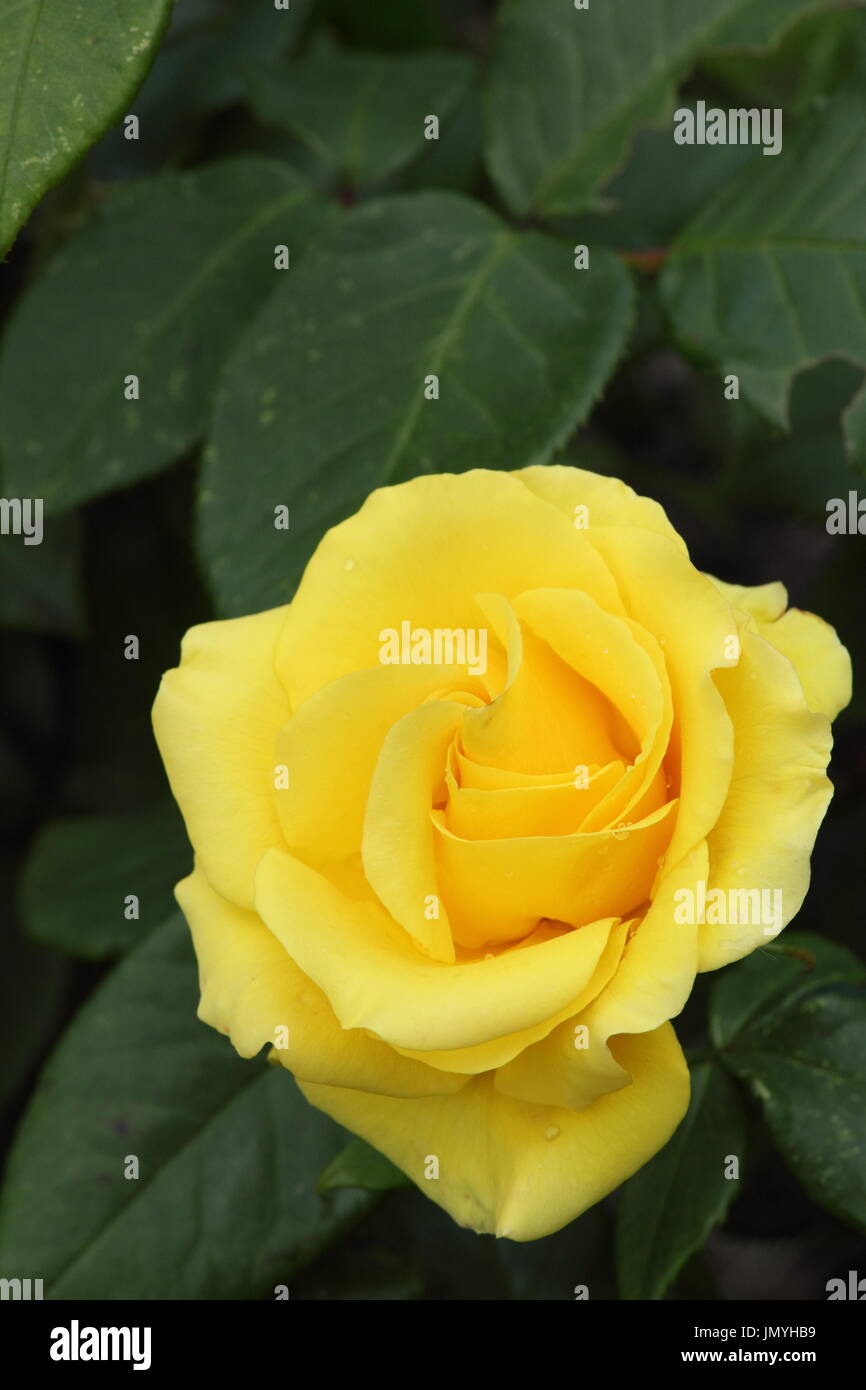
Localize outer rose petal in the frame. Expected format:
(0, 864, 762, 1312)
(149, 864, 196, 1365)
(152, 608, 290, 909)
(275, 470, 623, 708)
(700, 627, 836, 969)
(755, 609, 851, 722)
(516, 463, 689, 552)
(177, 867, 465, 1099)
(299, 1024, 690, 1241)
(707, 575, 852, 719)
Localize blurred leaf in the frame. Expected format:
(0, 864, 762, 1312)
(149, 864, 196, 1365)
(720, 981, 866, 1234)
(845, 379, 866, 472)
(660, 85, 866, 440)
(722, 360, 865, 516)
(616, 1062, 748, 1299)
(0, 913, 371, 1298)
(60, 466, 212, 813)
(318, 0, 446, 51)
(290, 1242, 425, 1299)
(399, 81, 484, 195)
(709, 0, 844, 50)
(90, 0, 315, 176)
(200, 190, 634, 615)
(318, 1137, 411, 1195)
(0, 511, 81, 635)
(700, 7, 866, 116)
(20, 803, 189, 961)
(0, 856, 70, 1121)
(563, 105, 755, 253)
(497, 1203, 616, 1300)
(484, 0, 826, 217)
(0, 0, 173, 255)
(248, 47, 475, 192)
(709, 931, 866, 1050)
(0, 158, 330, 513)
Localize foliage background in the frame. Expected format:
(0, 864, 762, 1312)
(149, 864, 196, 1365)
(0, 0, 865, 1299)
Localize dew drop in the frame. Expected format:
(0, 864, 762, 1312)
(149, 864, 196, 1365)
(343, 557, 355, 572)
(545, 1125, 560, 1141)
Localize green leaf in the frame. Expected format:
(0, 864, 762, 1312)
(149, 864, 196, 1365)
(722, 361, 865, 517)
(721, 982, 866, 1233)
(318, 0, 446, 52)
(709, 931, 866, 1050)
(0, 0, 173, 254)
(563, 105, 756, 253)
(59, 468, 212, 813)
(318, 1138, 411, 1195)
(200, 190, 633, 615)
(0, 914, 371, 1298)
(708, 0, 839, 50)
(498, 1204, 616, 1300)
(844, 377, 866, 472)
(247, 46, 475, 192)
(20, 802, 190, 961)
(0, 510, 81, 635)
(700, 8, 866, 117)
(615, 1062, 748, 1300)
(0, 855, 70, 1120)
(0, 158, 330, 513)
(484, 0, 826, 217)
(660, 85, 866, 433)
(90, 0, 315, 175)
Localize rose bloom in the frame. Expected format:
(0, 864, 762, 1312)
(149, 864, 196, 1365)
(153, 468, 850, 1241)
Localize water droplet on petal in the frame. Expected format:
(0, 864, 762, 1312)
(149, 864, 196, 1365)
(343, 557, 355, 572)
(545, 1125, 560, 1141)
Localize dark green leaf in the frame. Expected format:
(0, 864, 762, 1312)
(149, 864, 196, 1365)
(722, 361, 865, 517)
(90, 0, 315, 176)
(700, 8, 866, 117)
(722, 982, 866, 1233)
(844, 379, 866, 472)
(563, 105, 756, 253)
(20, 803, 190, 960)
(660, 85, 866, 434)
(484, 0, 825, 217)
(0, 158, 330, 513)
(318, 0, 446, 52)
(318, 1137, 411, 1195)
(200, 190, 634, 615)
(709, 931, 866, 1050)
(498, 1204, 615, 1300)
(0, 855, 70, 1120)
(0, 510, 81, 635)
(616, 1062, 748, 1300)
(0, 914, 371, 1298)
(0, 0, 173, 254)
(709, 0, 842, 50)
(248, 46, 475, 191)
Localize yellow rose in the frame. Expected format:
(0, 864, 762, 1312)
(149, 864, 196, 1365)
(153, 467, 851, 1241)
